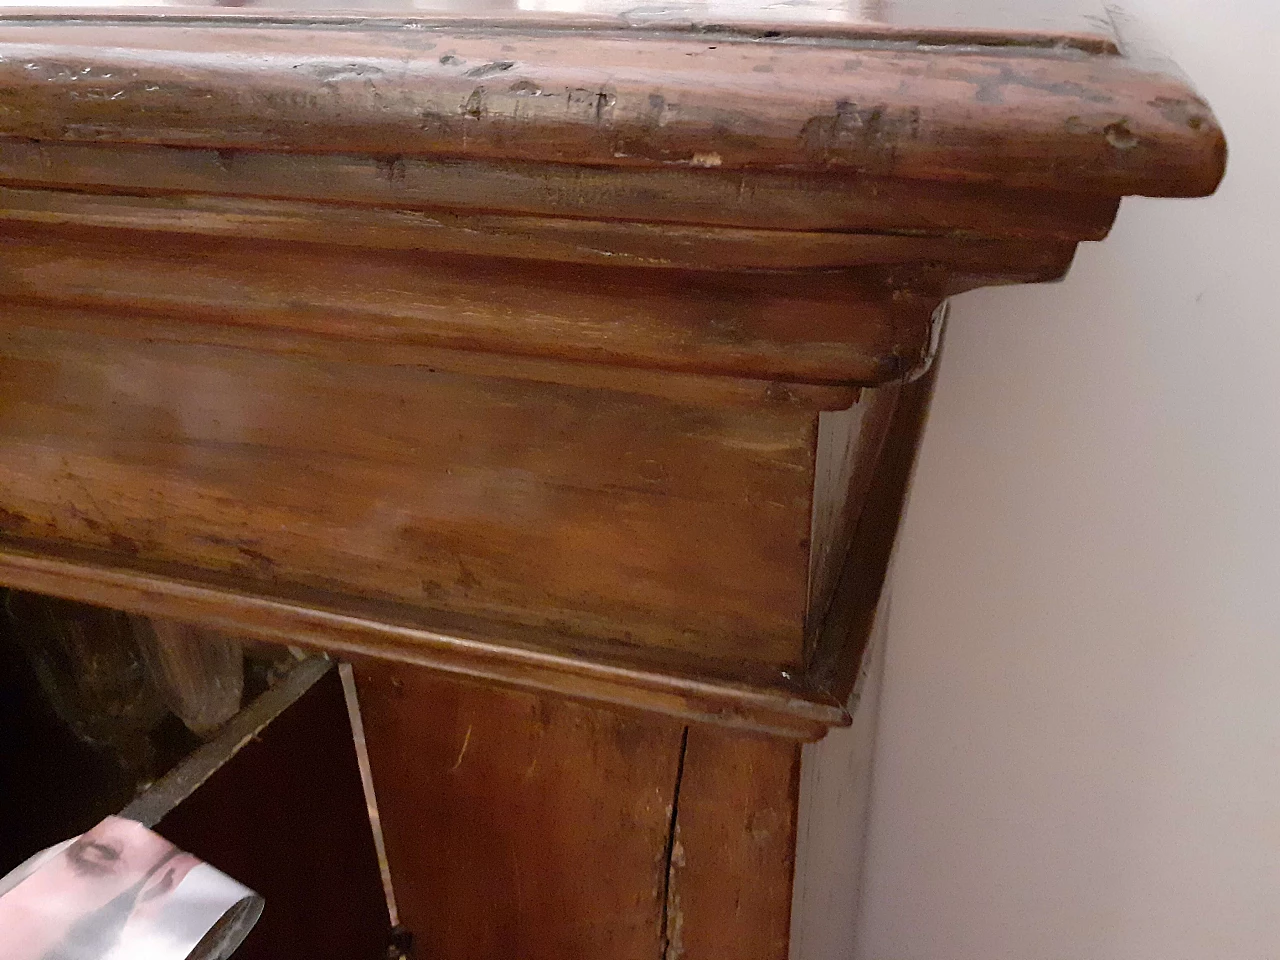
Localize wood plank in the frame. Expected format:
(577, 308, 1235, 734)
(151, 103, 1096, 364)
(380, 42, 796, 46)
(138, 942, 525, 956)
(353, 659, 806, 960)
(0, 540, 847, 740)
(351, 659, 684, 960)
(666, 727, 800, 960)
(0, 139, 1121, 241)
(0, 185, 1081, 273)
(0, 22, 1224, 196)
(0, 227, 941, 384)
(0, 321, 816, 664)
(0, 301, 856, 414)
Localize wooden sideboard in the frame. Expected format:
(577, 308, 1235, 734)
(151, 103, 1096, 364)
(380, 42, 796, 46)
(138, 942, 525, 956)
(0, 0, 1224, 955)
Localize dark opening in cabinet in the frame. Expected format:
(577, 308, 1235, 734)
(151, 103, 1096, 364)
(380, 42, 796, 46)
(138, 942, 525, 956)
(0, 590, 391, 959)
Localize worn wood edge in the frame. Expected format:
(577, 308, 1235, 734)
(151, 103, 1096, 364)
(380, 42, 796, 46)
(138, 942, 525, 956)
(120, 656, 332, 827)
(806, 333, 942, 703)
(0, 543, 847, 740)
(0, 139, 1122, 241)
(0, 29, 1225, 197)
(0, 9, 1121, 54)
(0, 185, 1081, 273)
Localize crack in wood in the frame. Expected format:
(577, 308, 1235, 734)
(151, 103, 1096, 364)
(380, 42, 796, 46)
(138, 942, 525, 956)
(659, 725, 689, 960)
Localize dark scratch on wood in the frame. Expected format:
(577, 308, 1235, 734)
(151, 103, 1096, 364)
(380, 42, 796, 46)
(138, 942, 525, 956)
(659, 725, 689, 960)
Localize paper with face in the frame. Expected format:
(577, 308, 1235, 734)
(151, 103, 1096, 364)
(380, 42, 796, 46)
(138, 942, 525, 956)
(0, 816, 262, 960)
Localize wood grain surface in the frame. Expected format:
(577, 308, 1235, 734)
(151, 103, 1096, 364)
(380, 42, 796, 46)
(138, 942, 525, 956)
(0, 21, 1225, 196)
(0, 538, 848, 738)
(806, 382, 901, 650)
(353, 659, 684, 960)
(0, 228, 942, 385)
(0, 186, 1082, 273)
(352, 658, 802, 960)
(0, 0, 1227, 742)
(808, 348, 943, 703)
(667, 727, 801, 960)
(0, 139, 1121, 241)
(0, 319, 817, 665)
(0, 12, 1230, 956)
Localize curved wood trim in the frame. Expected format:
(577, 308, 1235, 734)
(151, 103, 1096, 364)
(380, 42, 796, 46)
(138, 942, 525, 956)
(0, 139, 1123, 240)
(0, 542, 848, 740)
(0, 186, 1080, 272)
(0, 21, 1225, 196)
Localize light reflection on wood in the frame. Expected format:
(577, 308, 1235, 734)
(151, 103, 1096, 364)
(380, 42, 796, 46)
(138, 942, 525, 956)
(0, 0, 1114, 39)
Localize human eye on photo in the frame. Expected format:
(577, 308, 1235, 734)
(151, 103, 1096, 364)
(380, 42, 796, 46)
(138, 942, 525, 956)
(65, 839, 124, 878)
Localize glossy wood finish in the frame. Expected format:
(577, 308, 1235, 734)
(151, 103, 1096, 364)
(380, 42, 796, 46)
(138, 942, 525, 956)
(0, 541, 848, 738)
(354, 659, 686, 959)
(0, 234, 942, 384)
(671, 727, 800, 960)
(0, 187, 1085, 274)
(807, 381, 900, 650)
(0, 140, 1121, 241)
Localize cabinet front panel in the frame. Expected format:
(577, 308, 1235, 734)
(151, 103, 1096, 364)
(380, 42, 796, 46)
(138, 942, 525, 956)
(0, 322, 815, 666)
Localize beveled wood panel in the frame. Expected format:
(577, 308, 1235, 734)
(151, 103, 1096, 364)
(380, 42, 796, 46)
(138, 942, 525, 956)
(0, 302, 856, 414)
(0, 321, 816, 665)
(0, 21, 1224, 196)
(0, 539, 847, 738)
(0, 228, 940, 384)
(807, 381, 900, 647)
(809, 356, 940, 701)
(0, 186, 1080, 273)
(0, 139, 1121, 241)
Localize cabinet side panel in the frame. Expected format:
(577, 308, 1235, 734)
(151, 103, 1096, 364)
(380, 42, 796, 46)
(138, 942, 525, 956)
(807, 384, 902, 645)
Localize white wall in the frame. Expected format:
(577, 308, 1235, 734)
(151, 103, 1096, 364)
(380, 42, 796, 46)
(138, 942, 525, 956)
(855, 2, 1280, 958)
